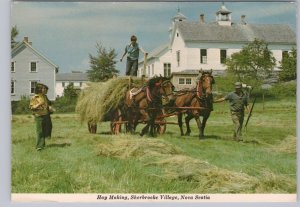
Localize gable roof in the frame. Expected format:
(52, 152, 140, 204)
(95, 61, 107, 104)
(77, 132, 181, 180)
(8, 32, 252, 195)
(11, 39, 59, 69)
(176, 22, 296, 44)
(172, 69, 200, 75)
(147, 43, 169, 59)
(138, 43, 169, 64)
(56, 72, 88, 81)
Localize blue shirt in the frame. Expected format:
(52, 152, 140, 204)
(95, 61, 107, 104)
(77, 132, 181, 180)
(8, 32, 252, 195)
(125, 43, 140, 60)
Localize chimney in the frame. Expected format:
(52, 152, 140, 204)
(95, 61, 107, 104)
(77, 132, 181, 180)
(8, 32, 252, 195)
(24, 36, 32, 45)
(200, 14, 205, 23)
(240, 15, 246, 25)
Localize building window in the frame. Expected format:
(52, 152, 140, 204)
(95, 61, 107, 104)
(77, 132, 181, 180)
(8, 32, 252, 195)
(178, 78, 185, 85)
(200, 49, 207, 64)
(186, 78, 192, 85)
(176, 51, 180, 67)
(69, 82, 74, 86)
(11, 81, 15, 94)
(80, 82, 82, 87)
(177, 33, 179, 37)
(62, 82, 65, 87)
(30, 62, 37, 72)
(11, 62, 15, 72)
(163, 63, 171, 77)
(30, 81, 38, 94)
(220, 49, 227, 64)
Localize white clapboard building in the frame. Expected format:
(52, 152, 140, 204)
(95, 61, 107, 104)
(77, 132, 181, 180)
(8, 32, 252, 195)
(138, 3, 296, 79)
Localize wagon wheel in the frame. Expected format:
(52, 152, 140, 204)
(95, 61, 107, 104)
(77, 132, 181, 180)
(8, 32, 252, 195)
(88, 122, 97, 134)
(110, 109, 122, 135)
(155, 118, 167, 135)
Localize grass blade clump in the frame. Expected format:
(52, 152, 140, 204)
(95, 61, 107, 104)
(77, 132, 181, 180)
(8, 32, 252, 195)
(76, 77, 144, 123)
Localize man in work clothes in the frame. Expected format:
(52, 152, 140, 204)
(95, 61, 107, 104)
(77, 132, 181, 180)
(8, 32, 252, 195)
(120, 35, 147, 76)
(29, 83, 51, 151)
(214, 82, 250, 141)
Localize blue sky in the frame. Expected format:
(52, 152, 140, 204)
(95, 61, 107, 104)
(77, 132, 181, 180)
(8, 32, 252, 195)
(11, 1, 297, 74)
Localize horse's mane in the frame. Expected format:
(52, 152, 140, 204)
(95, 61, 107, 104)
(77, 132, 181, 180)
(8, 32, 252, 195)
(147, 76, 168, 89)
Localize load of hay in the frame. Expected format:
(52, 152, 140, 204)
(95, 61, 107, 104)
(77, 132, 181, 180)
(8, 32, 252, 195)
(76, 77, 144, 123)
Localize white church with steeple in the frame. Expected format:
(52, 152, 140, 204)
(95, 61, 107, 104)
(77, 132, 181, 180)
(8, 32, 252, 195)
(137, 3, 296, 84)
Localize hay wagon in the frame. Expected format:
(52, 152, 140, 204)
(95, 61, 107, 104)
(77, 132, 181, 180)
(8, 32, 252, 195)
(78, 76, 207, 136)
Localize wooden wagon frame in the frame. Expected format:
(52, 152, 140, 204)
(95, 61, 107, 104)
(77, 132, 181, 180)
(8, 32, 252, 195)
(110, 105, 208, 135)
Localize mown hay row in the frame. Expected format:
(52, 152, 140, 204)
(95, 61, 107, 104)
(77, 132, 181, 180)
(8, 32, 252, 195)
(76, 77, 144, 123)
(272, 135, 296, 154)
(95, 138, 262, 193)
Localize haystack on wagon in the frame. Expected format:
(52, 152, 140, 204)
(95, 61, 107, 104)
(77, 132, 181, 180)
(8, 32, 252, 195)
(76, 76, 168, 135)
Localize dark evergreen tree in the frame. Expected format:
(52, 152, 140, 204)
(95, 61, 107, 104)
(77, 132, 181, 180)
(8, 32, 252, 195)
(87, 43, 118, 82)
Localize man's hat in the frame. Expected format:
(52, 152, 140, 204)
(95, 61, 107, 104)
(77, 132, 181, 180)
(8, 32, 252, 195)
(235, 82, 242, 89)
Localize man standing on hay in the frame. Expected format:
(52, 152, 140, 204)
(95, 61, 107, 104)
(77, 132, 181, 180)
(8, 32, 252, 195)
(120, 35, 148, 76)
(214, 82, 250, 141)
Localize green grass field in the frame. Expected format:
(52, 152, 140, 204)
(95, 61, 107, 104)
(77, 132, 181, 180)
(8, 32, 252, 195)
(11, 98, 296, 193)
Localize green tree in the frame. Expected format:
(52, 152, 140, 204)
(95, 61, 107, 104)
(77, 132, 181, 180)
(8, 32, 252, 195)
(225, 39, 276, 82)
(279, 48, 297, 81)
(11, 25, 19, 49)
(63, 84, 80, 101)
(87, 43, 118, 82)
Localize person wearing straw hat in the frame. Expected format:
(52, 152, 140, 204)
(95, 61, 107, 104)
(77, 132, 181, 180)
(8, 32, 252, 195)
(120, 35, 147, 76)
(214, 82, 250, 141)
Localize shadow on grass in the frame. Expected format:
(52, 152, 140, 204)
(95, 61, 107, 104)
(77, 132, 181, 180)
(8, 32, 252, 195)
(201, 135, 221, 140)
(47, 143, 71, 148)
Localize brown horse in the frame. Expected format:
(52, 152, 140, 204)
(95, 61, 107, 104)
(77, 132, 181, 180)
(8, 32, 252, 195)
(124, 76, 175, 137)
(174, 71, 214, 139)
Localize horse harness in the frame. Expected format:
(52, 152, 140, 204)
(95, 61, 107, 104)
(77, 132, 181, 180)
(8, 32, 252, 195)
(129, 80, 173, 104)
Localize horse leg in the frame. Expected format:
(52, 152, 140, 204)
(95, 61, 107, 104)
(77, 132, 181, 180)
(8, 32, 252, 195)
(140, 109, 150, 137)
(178, 113, 184, 136)
(201, 112, 210, 137)
(192, 112, 203, 139)
(185, 113, 193, 136)
(127, 108, 134, 133)
(149, 109, 158, 137)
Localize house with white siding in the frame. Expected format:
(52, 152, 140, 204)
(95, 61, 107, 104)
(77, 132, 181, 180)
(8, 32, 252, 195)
(55, 71, 89, 97)
(11, 37, 58, 101)
(138, 4, 296, 79)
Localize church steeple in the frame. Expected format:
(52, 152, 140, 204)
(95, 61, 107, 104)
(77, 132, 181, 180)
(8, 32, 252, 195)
(216, 2, 232, 26)
(169, 8, 187, 40)
(172, 7, 187, 23)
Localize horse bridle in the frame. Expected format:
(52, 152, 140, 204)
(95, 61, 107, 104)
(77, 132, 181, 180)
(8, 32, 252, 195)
(161, 80, 174, 97)
(197, 74, 213, 98)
